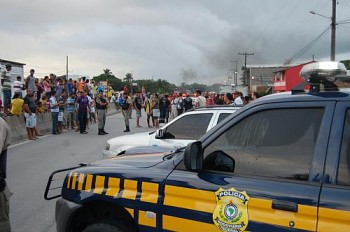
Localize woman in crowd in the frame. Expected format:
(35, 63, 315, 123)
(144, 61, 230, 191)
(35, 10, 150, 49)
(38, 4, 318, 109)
(43, 76, 52, 98)
(144, 94, 153, 128)
(151, 93, 160, 128)
(223, 92, 234, 105)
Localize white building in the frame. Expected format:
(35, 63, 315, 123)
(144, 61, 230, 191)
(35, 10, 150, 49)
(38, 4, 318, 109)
(0, 59, 26, 104)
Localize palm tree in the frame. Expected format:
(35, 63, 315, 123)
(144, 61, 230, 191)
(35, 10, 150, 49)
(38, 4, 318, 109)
(123, 73, 133, 83)
(103, 69, 112, 76)
(103, 69, 113, 83)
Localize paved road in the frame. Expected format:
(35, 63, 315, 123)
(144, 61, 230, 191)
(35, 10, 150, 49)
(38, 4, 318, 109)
(7, 110, 154, 232)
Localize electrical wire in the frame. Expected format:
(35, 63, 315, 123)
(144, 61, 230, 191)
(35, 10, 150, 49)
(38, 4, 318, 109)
(338, 18, 350, 24)
(338, 24, 350, 30)
(291, 26, 330, 60)
(258, 0, 305, 58)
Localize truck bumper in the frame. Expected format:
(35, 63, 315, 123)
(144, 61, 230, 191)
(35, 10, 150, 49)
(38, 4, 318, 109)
(56, 198, 82, 232)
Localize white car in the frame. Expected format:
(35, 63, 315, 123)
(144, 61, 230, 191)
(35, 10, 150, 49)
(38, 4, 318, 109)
(103, 106, 240, 158)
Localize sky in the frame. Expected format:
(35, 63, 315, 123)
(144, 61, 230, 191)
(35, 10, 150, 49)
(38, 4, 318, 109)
(0, 0, 349, 85)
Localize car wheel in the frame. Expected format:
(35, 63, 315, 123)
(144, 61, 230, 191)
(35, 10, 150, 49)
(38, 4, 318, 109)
(83, 222, 126, 232)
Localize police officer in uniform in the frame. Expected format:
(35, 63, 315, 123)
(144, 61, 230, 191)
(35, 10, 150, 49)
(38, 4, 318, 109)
(120, 92, 131, 132)
(0, 113, 12, 232)
(95, 90, 109, 135)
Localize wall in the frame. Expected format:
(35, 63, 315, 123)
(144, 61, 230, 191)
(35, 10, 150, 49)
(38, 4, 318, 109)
(5, 113, 52, 143)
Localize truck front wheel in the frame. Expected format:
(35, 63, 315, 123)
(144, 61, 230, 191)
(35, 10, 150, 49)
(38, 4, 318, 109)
(83, 222, 127, 232)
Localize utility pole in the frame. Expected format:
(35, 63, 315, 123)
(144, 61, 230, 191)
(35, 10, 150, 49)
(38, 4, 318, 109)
(310, 0, 336, 61)
(331, 0, 336, 61)
(66, 55, 69, 79)
(238, 52, 254, 89)
(229, 60, 238, 86)
(65, 56, 69, 95)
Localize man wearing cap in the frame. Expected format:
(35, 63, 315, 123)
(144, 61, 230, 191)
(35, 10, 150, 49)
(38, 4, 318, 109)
(1, 64, 12, 114)
(0, 112, 12, 231)
(120, 92, 132, 132)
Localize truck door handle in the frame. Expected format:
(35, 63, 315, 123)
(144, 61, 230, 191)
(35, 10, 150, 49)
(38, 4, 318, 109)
(272, 200, 298, 212)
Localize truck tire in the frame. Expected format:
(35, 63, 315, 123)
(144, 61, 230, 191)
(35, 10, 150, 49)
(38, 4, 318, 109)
(83, 222, 125, 232)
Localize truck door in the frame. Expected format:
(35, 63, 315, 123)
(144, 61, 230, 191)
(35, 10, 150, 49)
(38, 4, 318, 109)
(162, 102, 334, 231)
(318, 102, 350, 230)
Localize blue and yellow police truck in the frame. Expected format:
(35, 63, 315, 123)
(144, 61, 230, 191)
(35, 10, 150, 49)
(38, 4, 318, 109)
(46, 61, 350, 231)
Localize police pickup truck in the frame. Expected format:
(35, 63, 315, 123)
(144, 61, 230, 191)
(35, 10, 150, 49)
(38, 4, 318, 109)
(46, 62, 350, 231)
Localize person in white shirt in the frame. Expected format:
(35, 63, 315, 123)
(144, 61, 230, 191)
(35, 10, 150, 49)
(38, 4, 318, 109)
(86, 94, 93, 129)
(13, 76, 24, 98)
(233, 91, 244, 105)
(195, 90, 206, 108)
(170, 93, 179, 120)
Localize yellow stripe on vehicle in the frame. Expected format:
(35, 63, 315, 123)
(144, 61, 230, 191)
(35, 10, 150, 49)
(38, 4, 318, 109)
(248, 198, 317, 231)
(77, 173, 85, 191)
(140, 182, 159, 204)
(125, 207, 134, 218)
(163, 215, 217, 231)
(71, 173, 78, 190)
(164, 185, 215, 213)
(139, 210, 157, 228)
(122, 179, 138, 200)
(94, 175, 105, 194)
(317, 207, 350, 230)
(106, 177, 120, 197)
(164, 185, 317, 231)
(66, 172, 72, 189)
(84, 174, 93, 192)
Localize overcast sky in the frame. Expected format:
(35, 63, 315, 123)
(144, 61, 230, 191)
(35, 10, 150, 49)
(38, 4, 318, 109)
(1, 0, 349, 85)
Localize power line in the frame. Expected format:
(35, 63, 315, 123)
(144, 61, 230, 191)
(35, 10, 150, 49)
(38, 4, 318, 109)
(338, 18, 350, 24)
(291, 26, 330, 61)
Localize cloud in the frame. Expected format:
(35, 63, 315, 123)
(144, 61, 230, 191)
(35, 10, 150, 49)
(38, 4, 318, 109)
(0, 0, 349, 85)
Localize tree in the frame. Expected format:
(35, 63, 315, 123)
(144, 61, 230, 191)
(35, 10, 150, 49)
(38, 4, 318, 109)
(93, 69, 123, 91)
(123, 73, 133, 84)
(103, 69, 112, 76)
(340, 60, 350, 70)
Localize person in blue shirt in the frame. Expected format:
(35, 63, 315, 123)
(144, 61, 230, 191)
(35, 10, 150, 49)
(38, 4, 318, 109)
(96, 83, 104, 94)
(66, 92, 76, 130)
(67, 78, 73, 94)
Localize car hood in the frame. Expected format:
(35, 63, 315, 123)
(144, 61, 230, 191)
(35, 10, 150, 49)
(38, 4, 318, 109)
(107, 131, 154, 148)
(92, 150, 171, 168)
(124, 146, 174, 155)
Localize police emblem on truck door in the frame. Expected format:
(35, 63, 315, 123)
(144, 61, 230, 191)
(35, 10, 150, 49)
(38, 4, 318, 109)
(213, 188, 250, 232)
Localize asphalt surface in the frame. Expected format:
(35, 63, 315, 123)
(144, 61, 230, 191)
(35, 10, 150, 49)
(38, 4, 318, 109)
(7, 109, 154, 232)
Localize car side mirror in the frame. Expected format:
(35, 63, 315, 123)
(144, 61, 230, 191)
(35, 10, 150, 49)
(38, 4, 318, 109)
(155, 129, 164, 139)
(203, 150, 235, 172)
(184, 141, 203, 171)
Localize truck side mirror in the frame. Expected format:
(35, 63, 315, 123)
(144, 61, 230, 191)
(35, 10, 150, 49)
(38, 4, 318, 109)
(184, 141, 203, 171)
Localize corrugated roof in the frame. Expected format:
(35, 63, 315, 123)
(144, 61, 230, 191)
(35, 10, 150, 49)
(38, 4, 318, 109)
(0, 58, 26, 66)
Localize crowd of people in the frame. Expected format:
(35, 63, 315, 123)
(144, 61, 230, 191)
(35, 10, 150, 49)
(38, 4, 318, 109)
(1, 64, 260, 140)
(0, 65, 114, 140)
(110, 89, 259, 132)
